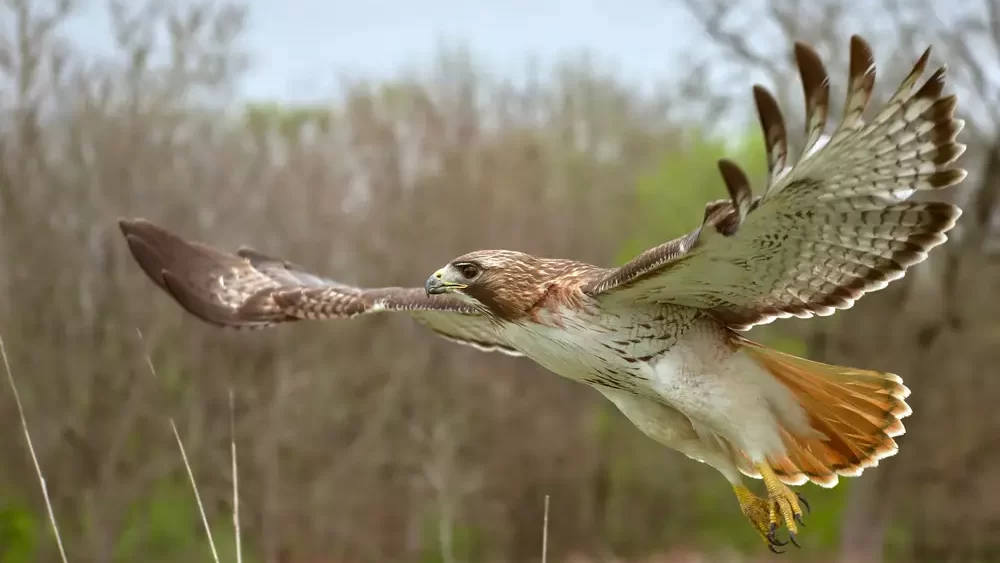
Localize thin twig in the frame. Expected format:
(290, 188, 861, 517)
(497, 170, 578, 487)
(230, 388, 243, 563)
(171, 419, 220, 563)
(136, 328, 220, 563)
(541, 494, 550, 563)
(0, 335, 69, 563)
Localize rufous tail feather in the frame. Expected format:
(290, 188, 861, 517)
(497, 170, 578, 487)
(735, 336, 911, 488)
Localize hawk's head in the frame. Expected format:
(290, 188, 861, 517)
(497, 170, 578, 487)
(425, 250, 546, 320)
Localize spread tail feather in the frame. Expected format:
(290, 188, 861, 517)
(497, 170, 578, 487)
(735, 337, 910, 488)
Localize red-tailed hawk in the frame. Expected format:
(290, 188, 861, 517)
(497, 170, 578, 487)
(120, 36, 965, 552)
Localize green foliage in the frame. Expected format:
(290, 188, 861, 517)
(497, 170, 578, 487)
(243, 102, 334, 139)
(691, 482, 761, 551)
(112, 477, 257, 563)
(762, 333, 809, 357)
(210, 525, 260, 563)
(420, 507, 489, 563)
(0, 498, 38, 563)
(113, 479, 199, 560)
(148, 347, 186, 394)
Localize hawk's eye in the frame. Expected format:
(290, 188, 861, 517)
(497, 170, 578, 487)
(459, 264, 480, 280)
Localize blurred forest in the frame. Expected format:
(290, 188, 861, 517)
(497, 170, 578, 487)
(2, 0, 1000, 562)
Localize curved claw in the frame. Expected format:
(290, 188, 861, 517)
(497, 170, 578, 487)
(797, 493, 811, 514)
(788, 532, 801, 549)
(794, 512, 806, 528)
(767, 523, 789, 547)
(734, 484, 799, 554)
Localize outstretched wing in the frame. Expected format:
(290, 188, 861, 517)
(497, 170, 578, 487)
(585, 36, 966, 330)
(119, 219, 521, 355)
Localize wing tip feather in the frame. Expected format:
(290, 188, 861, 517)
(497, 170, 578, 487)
(579, 36, 967, 331)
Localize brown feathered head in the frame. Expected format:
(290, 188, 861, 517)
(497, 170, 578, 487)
(425, 250, 540, 319)
(425, 250, 602, 321)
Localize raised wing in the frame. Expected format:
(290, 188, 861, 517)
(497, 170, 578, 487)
(585, 36, 966, 330)
(119, 219, 521, 355)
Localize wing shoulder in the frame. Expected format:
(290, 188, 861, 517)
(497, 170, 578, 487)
(584, 179, 754, 297)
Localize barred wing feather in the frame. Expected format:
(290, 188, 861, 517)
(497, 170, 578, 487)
(586, 36, 966, 330)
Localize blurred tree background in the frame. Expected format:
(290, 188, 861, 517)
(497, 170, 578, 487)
(1, 0, 999, 562)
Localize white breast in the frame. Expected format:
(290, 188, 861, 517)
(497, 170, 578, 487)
(637, 321, 809, 457)
(498, 304, 699, 395)
(500, 309, 616, 379)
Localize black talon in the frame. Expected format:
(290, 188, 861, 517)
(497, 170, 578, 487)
(794, 512, 806, 527)
(767, 530, 788, 547)
(768, 543, 785, 555)
(767, 522, 788, 546)
(788, 532, 801, 548)
(797, 493, 811, 514)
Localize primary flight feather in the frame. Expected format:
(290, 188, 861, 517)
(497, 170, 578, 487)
(120, 36, 965, 552)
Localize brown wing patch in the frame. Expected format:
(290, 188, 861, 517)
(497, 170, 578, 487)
(121, 218, 291, 328)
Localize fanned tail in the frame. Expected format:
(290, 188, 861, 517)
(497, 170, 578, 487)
(736, 337, 910, 488)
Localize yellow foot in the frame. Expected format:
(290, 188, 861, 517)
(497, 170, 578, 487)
(756, 463, 811, 551)
(734, 485, 785, 553)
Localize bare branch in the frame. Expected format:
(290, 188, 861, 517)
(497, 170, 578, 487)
(679, 0, 786, 87)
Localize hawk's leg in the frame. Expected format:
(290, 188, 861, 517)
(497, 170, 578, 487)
(756, 462, 809, 549)
(733, 484, 788, 554)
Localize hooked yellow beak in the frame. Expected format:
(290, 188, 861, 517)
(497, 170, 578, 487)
(425, 268, 468, 296)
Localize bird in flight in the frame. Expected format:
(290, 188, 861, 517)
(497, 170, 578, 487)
(120, 36, 965, 552)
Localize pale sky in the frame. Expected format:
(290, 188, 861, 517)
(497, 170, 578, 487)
(55, 0, 1000, 134)
(63, 0, 706, 102)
